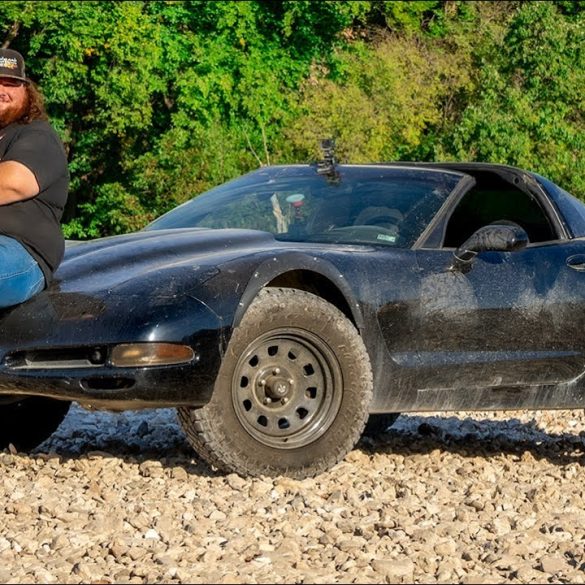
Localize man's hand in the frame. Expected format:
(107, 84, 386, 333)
(0, 160, 40, 205)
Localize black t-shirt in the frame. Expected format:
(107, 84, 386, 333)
(0, 120, 69, 284)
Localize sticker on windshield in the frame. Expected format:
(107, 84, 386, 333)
(377, 234, 397, 242)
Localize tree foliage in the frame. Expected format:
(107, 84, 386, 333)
(438, 2, 585, 195)
(0, 1, 582, 238)
(284, 32, 473, 163)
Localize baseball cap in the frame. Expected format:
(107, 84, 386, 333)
(0, 48, 28, 83)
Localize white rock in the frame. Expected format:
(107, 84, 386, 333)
(144, 529, 160, 540)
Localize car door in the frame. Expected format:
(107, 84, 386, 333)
(410, 170, 585, 391)
(413, 242, 585, 390)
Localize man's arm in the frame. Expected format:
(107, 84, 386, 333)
(0, 160, 40, 205)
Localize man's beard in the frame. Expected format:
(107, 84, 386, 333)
(0, 97, 28, 128)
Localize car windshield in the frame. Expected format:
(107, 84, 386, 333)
(145, 165, 464, 248)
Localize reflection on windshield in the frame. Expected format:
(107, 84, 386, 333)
(145, 165, 463, 248)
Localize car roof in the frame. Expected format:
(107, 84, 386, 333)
(377, 160, 537, 177)
(264, 161, 536, 179)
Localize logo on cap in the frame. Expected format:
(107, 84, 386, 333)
(0, 57, 18, 70)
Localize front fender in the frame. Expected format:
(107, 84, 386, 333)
(233, 252, 364, 330)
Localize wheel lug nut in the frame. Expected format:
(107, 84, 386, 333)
(273, 367, 281, 375)
(288, 378, 294, 385)
(258, 379, 266, 387)
(281, 397, 289, 405)
(263, 397, 272, 405)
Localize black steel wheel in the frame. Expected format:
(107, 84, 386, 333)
(0, 396, 71, 451)
(178, 287, 373, 478)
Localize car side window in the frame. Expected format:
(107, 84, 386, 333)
(443, 179, 557, 248)
(536, 174, 585, 238)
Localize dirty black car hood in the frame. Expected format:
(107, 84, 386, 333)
(0, 228, 283, 351)
(57, 228, 278, 295)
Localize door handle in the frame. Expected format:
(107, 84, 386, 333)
(567, 254, 585, 271)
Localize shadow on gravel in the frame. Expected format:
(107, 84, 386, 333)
(15, 406, 585, 475)
(27, 405, 221, 478)
(358, 414, 585, 467)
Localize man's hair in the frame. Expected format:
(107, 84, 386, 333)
(19, 80, 49, 123)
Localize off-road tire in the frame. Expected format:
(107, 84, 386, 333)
(0, 397, 71, 451)
(362, 413, 400, 437)
(178, 287, 373, 478)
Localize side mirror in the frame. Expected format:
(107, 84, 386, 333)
(450, 223, 529, 273)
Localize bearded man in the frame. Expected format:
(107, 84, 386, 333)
(0, 48, 69, 308)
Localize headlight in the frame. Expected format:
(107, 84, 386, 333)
(110, 343, 196, 367)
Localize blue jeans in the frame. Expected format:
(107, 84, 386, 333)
(0, 236, 45, 309)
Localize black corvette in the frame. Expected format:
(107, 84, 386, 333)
(1, 158, 585, 478)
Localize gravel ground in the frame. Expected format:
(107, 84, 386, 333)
(1, 404, 585, 584)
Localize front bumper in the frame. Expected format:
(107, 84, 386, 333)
(0, 291, 227, 410)
(0, 360, 219, 410)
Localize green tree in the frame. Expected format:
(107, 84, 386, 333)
(0, 1, 167, 235)
(0, 1, 583, 239)
(280, 0, 481, 163)
(438, 2, 585, 197)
